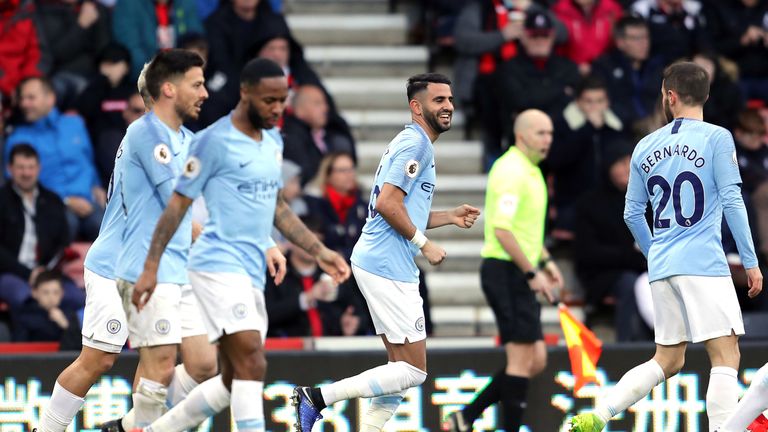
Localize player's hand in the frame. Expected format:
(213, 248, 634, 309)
(191, 221, 203, 242)
(66, 196, 94, 217)
(266, 246, 287, 286)
(450, 205, 481, 229)
(529, 271, 556, 304)
(543, 261, 564, 291)
(422, 240, 447, 266)
(746, 266, 763, 298)
(132, 271, 157, 311)
(316, 247, 351, 284)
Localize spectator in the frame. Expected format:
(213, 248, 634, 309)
(592, 16, 665, 127)
(0, 144, 83, 311)
(573, 140, 651, 342)
(692, 51, 745, 130)
(0, 0, 45, 99)
(201, 0, 290, 124)
(283, 85, 355, 186)
(454, 0, 566, 167)
(734, 109, 768, 259)
(112, 0, 203, 79)
(499, 11, 580, 141)
(706, 0, 768, 102)
(630, 0, 710, 62)
(74, 44, 135, 187)
(5, 77, 105, 241)
(35, 0, 111, 109)
(547, 75, 627, 235)
(265, 216, 364, 337)
(552, 0, 624, 75)
(304, 152, 367, 260)
(10, 270, 81, 349)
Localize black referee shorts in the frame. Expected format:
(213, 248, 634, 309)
(480, 258, 543, 344)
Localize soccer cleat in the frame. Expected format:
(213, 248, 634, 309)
(443, 410, 470, 432)
(748, 414, 768, 432)
(99, 418, 126, 432)
(569, 413, 606, 432)
(291, 386, 323, 432)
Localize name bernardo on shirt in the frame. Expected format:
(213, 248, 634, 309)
(641, 144, 706, 173)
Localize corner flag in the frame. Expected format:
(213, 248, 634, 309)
(559, 303, 602, 394)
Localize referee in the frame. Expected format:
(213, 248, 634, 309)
(446, 109, 564, 431)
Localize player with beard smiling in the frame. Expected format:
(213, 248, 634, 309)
(291, 73, 480, 432)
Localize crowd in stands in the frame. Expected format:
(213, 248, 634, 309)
(0, 0, 767, 345)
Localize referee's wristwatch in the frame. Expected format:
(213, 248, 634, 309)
(525, 269, 538, 280)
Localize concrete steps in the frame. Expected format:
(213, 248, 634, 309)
(323, 77, 409, 110)
(357, 140, 483, 174)
(288, 14, 407, 46)
(304, 45, 428, 78)
(284, 0, 390, 14)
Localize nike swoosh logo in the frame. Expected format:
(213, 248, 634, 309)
(430, 163, 435, 168)
(239, 160, 253, 168)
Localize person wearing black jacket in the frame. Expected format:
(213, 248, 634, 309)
(0, 144, 81, 310)
(499, 12, 580, 141)
(592, 16, 665, 127)
(11, 270, 81, 350)
(573, 140, 650, 341)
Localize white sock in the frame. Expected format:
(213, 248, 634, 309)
(361, 389, 407, 432)
(231, 379, 265, 432)
(721, 363, 768, 432)
(146, 375, 231, 432)
(321, 361, 426, 406)
(707, 366, 739, 432)
(123, 364, 199, 429)
(168, 364, 200, 406)
(133, 378, 169, 427)
(38, 382, 85, 432)
(595, 360, 665, 423)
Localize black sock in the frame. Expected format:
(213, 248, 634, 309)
(310, 387, 327, 410)
(462, 369, 505, 424)
(499, 375, 529, 431)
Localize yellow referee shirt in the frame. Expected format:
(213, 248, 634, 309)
(481, 146, 547, 265)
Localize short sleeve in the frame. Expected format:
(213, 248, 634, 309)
(712, 129, 743, 190)
(625, 153, 648, 204)
(487, 164, 523, 232)
(175, 137, 221, 200)
(132, 133, 177, 187)
(383, 137, 431, 194)
(266, 128, 285, 189)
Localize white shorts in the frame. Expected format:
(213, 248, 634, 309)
(352, 264, 426, 344)
(188, 271, 267, 344)
(180, 283, 207, 338)
(117, 279, 182, 348)
(651, 275, 744, 345)
(81, 269, 128, 353)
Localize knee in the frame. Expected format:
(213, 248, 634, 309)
(660, 357, 685, 378)
(186, 358, 219, 383)
(530, 357, 547, 377)
(398, 361, 427, 388)
(231, 346, 267, 379)
(87, 352, 118, 375)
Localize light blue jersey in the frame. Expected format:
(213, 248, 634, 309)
(175, 114, 282, 288)
(351, 124, 436, 283)
(83, 132, 130, 280)
(114, 112, 193, 284)
(625, 118, 758, 282)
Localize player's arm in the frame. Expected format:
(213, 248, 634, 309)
(376, 183, 446, 265)
(427, 205, 481, 229)
(132, 192, 193, 309)
(623, 158, 652, 257)
(274, 192, 351, 283)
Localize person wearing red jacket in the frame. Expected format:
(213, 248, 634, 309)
(552, 0, 624, 75)
(0, 0, 44, 98)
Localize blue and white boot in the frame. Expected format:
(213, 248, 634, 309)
(291, 386, 323, 432)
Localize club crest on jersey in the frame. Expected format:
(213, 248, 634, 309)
(154, 143, 171, 164)
(233, 303, 248, 319)
(106, 319, 121, 334)
(405, 159, 419, 178)
(155, 319, 171, 335)
(183, 156, 201, 178)
(415, 317, 425, 332)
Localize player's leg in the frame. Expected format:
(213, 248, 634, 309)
(704, 334, 741, 432)
(40, 270, 128, 432)
(572, 276, 688, 432)
(219, 330, 268, 432)
(719, 362, 768, 432)
(359, 341, 407, 432)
